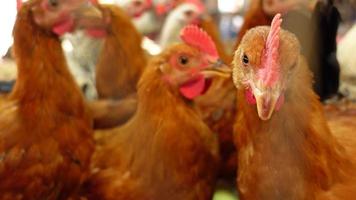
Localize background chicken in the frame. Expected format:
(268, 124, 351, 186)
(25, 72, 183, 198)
(84, 26, 230, 200)
(60, 1, 148, 129)
(234, 0, 271, 47)
(337, 24, 356, 100)
(0, 0, 101, 198)
(116, 0, 164, 38)
(232, 14, 356, 199)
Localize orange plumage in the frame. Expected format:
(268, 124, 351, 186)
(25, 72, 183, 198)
(95, 4, 147, 100)
(84, 38, 226, 199)
(86, 4, 147, 129)
(0, 1, 94, 199)
(232, 18, 356, 199)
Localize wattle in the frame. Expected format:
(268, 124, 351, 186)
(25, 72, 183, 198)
(52, 18, 75, 36)
(179, 75, 206, 100)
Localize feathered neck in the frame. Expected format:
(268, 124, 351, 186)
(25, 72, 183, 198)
(136, 62, 196, 118)
(11, 6, 86, 117)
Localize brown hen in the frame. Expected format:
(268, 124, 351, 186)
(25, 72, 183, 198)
(0, 0, 99, 199)
(232, 14, 356, 200)
(84, 26, 230, 200)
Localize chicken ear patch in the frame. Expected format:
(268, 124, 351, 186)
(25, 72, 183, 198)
(180, 25, 219, 61)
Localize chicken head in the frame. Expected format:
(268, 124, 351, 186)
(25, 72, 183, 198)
(23, 0, 107, 36)
(233, 14, 300, 120)
(158, 25, 230, 100)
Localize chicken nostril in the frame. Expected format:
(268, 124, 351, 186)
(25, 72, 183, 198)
(48, 0, 58, 7)
(266, 0, 273, 6)
(133, 0, 143, 7)
(184, 10, 194, 18)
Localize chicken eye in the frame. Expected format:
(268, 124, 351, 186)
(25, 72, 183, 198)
(48, 0, 58, 7)
(178, 56, 189, 66)
(242, 54, 249, 65)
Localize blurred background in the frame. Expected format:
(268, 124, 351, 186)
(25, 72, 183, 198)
(1, 0, 356, 51)
(1, 0, 356, 102)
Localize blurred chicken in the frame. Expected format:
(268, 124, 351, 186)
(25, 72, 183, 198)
(337, 24, 356, 100)
(232, 14, 356, 199)
(84, 26, 229, 200)
(61, 1, 148, 129)
(94, 3, 147, 100)
(234, 0, 271, 47)
(116, 0, 162, 38)
(0, 0, 100, 198)
(62, 30, 103, 100)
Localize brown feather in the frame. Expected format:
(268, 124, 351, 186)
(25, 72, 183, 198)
(95, 4, 147, 99)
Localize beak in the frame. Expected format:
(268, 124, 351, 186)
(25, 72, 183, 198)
(201, 59, 231, 78)
(251, 83, 282, 120)
(73, 3, 108, 30)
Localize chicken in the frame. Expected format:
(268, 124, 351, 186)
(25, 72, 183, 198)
(84, 26, 230, 200)
(232, 14, 356, 199)
(0, 0, 102, 199)
(61, 1, 148, 129)
(159, 0, 237, 179)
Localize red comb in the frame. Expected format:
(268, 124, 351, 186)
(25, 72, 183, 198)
(180, 25, 218, 60)
(17, 0, 22, 11)
(259, 13, 282, 86)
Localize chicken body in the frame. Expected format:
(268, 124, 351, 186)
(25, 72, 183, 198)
(86, 41, 223, 200)
(0, 2, 94, 199)
(232, 18, 356, 199)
